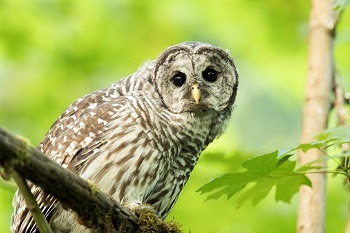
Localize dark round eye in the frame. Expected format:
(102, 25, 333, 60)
(171, 72, 186, 87)
(202, 68, 218, 82)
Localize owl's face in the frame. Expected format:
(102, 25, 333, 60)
(153, 42, 238, 114)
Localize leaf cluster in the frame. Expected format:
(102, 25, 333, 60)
(198, 126, 350, 207)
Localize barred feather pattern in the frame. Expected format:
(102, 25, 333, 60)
(11, 42, 238, 233)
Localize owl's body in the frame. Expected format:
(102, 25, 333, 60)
(11, 42, 238, 233)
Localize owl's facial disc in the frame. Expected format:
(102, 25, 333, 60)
(153, 42, 238, 114)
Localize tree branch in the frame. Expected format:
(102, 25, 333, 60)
(297, 1, 339, 233)
(0, 127, 180, 232)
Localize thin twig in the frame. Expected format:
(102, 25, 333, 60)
(11, 170, 53, 233)
(318, 148, 342, 168)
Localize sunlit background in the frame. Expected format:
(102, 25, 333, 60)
(1, 1, 350, 232)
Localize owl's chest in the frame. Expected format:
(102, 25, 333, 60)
(149, 111, 218, 177)
(140, 112, 219, 216)
(158, 112, 213, 153)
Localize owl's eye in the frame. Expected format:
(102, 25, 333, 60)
(202, 68, 218, 82)
(171, 72, 186, 87)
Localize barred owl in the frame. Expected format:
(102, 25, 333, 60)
(11, 42, 238, 232)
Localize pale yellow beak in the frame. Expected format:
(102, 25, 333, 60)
(191, 83, 201, 105)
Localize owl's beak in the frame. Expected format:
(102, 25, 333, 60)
(191, 83, 201, 105)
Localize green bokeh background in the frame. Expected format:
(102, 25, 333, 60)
(1, 1, 350, 232)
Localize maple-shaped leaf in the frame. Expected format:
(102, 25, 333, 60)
(197, 151, 311, 207)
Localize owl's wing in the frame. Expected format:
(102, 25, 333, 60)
(11, 88, 133, 233)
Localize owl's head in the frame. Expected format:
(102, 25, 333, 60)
(152, 42, 238, 114)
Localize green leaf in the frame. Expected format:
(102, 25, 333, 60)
(334, 0, 350, 11)
(198, 126, 350, 207)
(197, 151, 311, 207)
(296, 139, 333, 152)
(317, 125, 350, 141)
(293, 126, 350, 153)
(275, 175, 310, 203)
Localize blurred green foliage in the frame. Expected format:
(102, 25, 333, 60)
(0, 0, 350, 232)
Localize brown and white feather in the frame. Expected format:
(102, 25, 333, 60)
(11, 42, 238, 233)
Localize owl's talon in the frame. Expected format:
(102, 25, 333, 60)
(124, 202, 141, 211)
(138, 204, 157, 213)
(124, 202, 157, 216)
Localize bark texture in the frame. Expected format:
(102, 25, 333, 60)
(297, 1, 338, 233)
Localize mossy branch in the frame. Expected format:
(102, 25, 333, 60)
(0, 127, 181, 233)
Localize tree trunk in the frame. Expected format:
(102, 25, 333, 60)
(297, 1, 338, 233)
